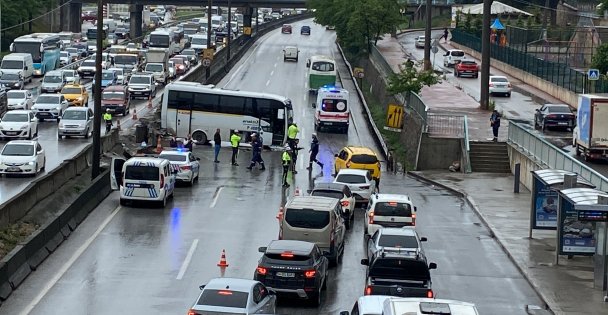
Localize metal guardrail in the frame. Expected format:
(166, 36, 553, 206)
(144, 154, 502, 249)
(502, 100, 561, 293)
(370, 45, 395, 79)
(508, 122, 608, 191)
(463, 115, 471, 173)
(406, 92, 428, 127)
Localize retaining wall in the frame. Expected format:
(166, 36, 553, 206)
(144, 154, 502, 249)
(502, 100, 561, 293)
(508, 144, 544, 191)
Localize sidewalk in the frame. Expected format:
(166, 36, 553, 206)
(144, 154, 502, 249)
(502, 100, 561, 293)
(409, 171, 608, 315)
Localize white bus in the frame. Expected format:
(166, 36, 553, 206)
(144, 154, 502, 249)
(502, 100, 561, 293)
(162, 82, 294, 146)
(306, 55, 337, 93)
(149, 29, 179, 56)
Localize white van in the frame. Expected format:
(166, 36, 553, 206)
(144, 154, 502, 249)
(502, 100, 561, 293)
(189, 34, 209, 52)
(283, 46, 299, 62)
(443, 49, 465, 67)
(111, 157, 177, 207)
(0, 53, 34, 83)
(313, 86, 350, 133)
(382, 298, 479, 315)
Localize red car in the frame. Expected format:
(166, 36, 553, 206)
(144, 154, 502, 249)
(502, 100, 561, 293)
(81, 11, 97, 22)
(281, 24, 292, 34)
(454, 60, 479, 78)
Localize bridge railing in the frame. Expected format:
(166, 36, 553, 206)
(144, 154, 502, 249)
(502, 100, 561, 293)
(507, 122, 608, 191)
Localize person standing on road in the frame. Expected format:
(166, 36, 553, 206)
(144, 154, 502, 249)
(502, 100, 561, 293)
(287, 121, 299, 150)
(247, 133, 266, 170)
(103, 109, 113, 133)
(443, 28, 449, 43)
(282, 144, 292, 187)
(213, 128, 221, 163)
(230, 130, 241, 166)
(307, 133, 324, 171)
(490, 110, 501, 142)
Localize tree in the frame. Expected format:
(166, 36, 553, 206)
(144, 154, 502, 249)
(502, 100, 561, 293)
(386, 61, 441, 95)
(516, 14, 524, 27)
(591, 43, 608, 75)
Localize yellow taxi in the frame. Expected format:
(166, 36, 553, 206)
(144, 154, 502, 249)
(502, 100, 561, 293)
(61, 84, 89, 107)
(334, 146, 381, 182)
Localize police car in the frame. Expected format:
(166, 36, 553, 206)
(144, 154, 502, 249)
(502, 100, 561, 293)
(158, 148, 200, 186)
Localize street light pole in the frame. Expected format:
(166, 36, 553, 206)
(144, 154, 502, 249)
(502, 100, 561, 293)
(423, 0, 432, 70)
(91, 0, 104, 179)
(227, 0, 231, 60)
(206, 0, 212, 81)
(480, 0, 493, 110)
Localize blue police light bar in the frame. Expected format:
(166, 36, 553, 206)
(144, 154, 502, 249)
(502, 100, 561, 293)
(320, 85, 340, 92)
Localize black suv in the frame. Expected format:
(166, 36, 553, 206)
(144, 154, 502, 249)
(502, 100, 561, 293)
(254, 240, 329, 306)
(361, 250, 437, 298)
(301, 25, 311, 35)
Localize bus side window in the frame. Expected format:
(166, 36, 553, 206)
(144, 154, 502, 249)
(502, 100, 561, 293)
(277, 108, 284, 120)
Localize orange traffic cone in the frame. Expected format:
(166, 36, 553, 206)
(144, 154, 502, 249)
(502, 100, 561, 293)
(294, 186, 301, 196)
(132, 108, 138, 120)
(276, 206, 284, 220)
(147, 96, 153, 109)
(116, 119, 121, 131)
(217, 249, 229, 267)
(156, 136, 162, 153)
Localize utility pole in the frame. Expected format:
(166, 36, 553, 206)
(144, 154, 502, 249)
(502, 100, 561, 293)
(423, 0, 432, 70)
(480, 0, 492, 110)
(91, 0, 104, 179)
(206, 0, 212, 81)
(227, 0, 231, 60)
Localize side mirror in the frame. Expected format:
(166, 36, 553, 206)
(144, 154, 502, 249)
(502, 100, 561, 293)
(258, 246, 267, 253)
(311, 102, 316, 108)
(429, 262, 437, 270)
(414, 206, 418, 212)
(25, 67, 28, 70)
(306, 60, 310, 68)
(307, 189, 312, 194)
(420, 237, 428, 242)
(334, 154, 338, 157)
(196, 157, 201, 161)
(360, 258, 369, 266)
(199, 284, 206, 290)
(535, 108, 540, 112)
(268, 288, 277, 296)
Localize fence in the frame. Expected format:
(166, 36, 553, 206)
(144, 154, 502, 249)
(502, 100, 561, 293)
(407, 92, 428, 127)
(508, 122, 608, 191)
(451, 28, 608, 94)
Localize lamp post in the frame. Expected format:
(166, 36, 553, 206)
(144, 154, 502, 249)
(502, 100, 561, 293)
(91, 0, 104, 179)
(206, 0, 212, 81)
(480, 0, 492, 110)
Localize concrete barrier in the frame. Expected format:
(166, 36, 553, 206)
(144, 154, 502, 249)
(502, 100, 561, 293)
(0, 263, 11, 301)
(20, 229, 49, 270)
(0, 129, 118, 229)
(1, 244, 31, 289)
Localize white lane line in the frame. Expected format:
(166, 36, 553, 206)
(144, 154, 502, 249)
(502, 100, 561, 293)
(274, 63, 277, 68)
(176, 239, 199, 280)
(21, 205, 123, 315)
(299, 155, 305, 169)
(210, 186, 224, 208)
(270, 70, 274, 76)
(266, 80, 271, 86)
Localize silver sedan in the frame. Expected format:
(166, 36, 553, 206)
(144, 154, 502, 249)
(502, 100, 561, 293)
(188, 278, 276, 315)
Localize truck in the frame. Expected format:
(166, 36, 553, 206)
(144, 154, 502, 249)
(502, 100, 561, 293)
(145, 49, 170, 84)
(573, 94, 608, 161)
(112, 53, 140, 75)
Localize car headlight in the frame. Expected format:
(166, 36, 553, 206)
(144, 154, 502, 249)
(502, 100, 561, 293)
(58, 123, 64, 128)
(55, 106, 62, 111)
(77, 96, 84, 101)
(27, 161, 35, 165)
(20, 125, 27, 130)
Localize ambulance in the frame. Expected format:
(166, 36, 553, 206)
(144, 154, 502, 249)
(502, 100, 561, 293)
(313, 86, 350, 133)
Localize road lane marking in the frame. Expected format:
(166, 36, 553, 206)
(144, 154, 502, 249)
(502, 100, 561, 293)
(266, 80, 270, 86)
(299, 155, 304, 169)
(176, 239, 199, 280)
(210, 186, 224, 208)
(270, 70, 274, 76)
(21, 205, 123, 315)
(274, 63, 277, 68)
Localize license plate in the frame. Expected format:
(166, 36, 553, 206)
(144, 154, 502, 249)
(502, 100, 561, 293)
(5, 132, 18, 135)
(324, 122, 333, 125)
(276, 272, 295, 278)
(558, 122, 568, 125)
(39, 113, 51, 116)
(7, 167, 21, 172)
(133, 92, 142, 95)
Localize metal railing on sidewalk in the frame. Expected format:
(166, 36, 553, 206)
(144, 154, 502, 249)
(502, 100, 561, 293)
(508, 122, 608, 191)
(427, 113, 465, 138)
(370, 45, 396, 79)
(406, 92, 428, 128)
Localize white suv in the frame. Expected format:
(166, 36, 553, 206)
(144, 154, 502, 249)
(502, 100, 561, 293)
(0, 140, 45, 176)
(32, 94, 69, 122)
(333, 169, 377, 206)
(128, 73, 156, 99)
(58, 107, 93, 139)
(364, 194, 417, 238)
(0, 110, 38, 140)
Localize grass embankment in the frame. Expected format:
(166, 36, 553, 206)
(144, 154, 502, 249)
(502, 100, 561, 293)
(0, 222, 39, 258)
(360, 80, 409, 170)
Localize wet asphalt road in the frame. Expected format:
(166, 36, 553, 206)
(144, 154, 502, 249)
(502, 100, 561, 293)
(1, 21, 543, 315)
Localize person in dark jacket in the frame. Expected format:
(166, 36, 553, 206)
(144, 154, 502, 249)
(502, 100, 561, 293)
(184, 134, 193, 151)
(213, 128, 221, 163)
(307, 133, 323, 170)
(247, 133, 266, 170)
(490, 110, 501, 142)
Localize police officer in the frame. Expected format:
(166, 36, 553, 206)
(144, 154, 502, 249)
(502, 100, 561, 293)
(247, 133, 266, 170)
(287, 121, 299, 150)
(103, 109, 112, 133)
(307, 133, 323, 170)
(282, 144, 292, 187)
(230, 130, 241, 166)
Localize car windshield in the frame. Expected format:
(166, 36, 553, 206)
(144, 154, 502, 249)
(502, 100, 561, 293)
(125, 165, 159, 180)
(64, 71, 75, 77)
(7, 91, 26, 99)
(285, 208, 330, 229)
(1, 73, 20, 80)
(2, 113, 28, 122)
(1, 60, 23, 69)
(2, 144, 34, 156)
(159, 154, 187, 162)
(114, 55, 137, 64)
(321, 99, 347, 113)
(102, 72, 114, 80)
(191, 37, 206, 45)
(36, 96, 59, 103)
(336, 174, 366, 184)
(374, 202, 412, 216)
(183, 50, 195, 56)
(102, 92, 124, 100)
(62, 88, 82, 94)
(66, 48, 78, 54)
(44, 75, 62, 83)
(130, 76, 150, 84)
(548, 106, 572, 113)
(491, 77, 508, 83)
(369, 258, 430, 280)
(197, 289, 249, 308)
(146, 64, 164, 72)
(311, 190, 343, 200)
(461, 61, 476, 65)
(351, 154, 378, 164)
(60, 52, 69, 57)
(451, 51, 465, 57)
(378, 235, 418, 248)
(62, 111, 87, 120)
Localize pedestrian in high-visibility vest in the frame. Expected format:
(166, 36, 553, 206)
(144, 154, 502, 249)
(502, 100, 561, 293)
(282, 144, 292, 187)
(230, 130, 241, 166)
(287, 121, 299, 149)
(103, 110, 112, 133)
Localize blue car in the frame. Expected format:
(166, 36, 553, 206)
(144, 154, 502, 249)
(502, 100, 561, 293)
(93, 70, 118, 90)
(301, 26, 311, 35)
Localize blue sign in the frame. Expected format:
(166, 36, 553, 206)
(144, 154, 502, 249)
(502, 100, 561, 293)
(588, 68, 600, 81)
(533, 177, 558, 228)
(559, 197, 596, 255)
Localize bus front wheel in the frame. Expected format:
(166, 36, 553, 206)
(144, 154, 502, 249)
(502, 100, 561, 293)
(192, 130, 207, 145)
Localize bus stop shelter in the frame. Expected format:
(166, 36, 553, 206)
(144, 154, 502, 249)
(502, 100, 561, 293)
(529, 169, 594, 237)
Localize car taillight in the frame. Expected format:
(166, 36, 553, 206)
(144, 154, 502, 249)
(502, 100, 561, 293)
(188, 309, 197, 315)
(369, 211, 374, 224)
(546, 114, 557, 119)
(489, 83, 494, 87)
(180, 165, 191, 170)
(341, 200, 349, 207)
(178, 65, 184, 69)
(427, 289, 434, 298)
(365, 286, 372, 295)
(160, 174, 165, 188)
(304, 270, 316, 278)
(412, 213, 416, 226)
(256, 266, 267, 275)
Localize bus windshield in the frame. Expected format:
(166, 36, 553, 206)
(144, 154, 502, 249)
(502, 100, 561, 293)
(312, 61, 334, 72)
(114, 55, 137, 65)
(150, 34, 170, 47)
(13, 42, 42, 62)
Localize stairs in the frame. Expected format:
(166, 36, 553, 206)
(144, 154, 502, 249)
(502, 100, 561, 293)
(468, 142, 511, 173)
